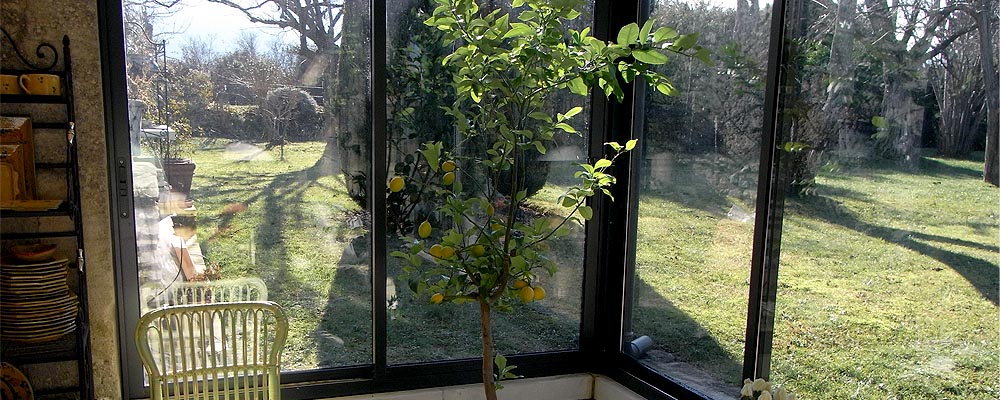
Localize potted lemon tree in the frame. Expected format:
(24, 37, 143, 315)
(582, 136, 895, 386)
(391, 0, 705, 399)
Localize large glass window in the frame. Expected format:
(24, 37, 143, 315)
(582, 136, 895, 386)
(769, 0, 999, 398)
(107, 0, 998, 397)
(120, 0, 372, 382)
(625, 0, 772, 396)
(382, 0, 594, 364)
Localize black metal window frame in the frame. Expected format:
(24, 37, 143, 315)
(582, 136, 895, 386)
(98, 0, 792, 397)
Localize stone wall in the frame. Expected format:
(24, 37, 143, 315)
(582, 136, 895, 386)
(1, 1, 121, 398)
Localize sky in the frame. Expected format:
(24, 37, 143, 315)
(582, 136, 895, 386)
(160, 1, 296, 57)
(159, 0, 744, 56)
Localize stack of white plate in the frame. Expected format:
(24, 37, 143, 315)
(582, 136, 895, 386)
(0, 258, 78, 343)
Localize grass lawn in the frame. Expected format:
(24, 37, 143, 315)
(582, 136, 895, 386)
(631, 154, 998, 399)
(185, 140, 997, 398)
(187, 139, 583, 369)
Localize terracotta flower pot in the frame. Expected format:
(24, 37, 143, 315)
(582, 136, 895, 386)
(163, 158, 196, 200)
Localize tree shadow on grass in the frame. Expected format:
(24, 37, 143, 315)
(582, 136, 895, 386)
(628, 277, 744, 397)
(314, 262, 373, 367)
(792, 195, 999, 305)
(918, 157, 985, 179)
(195, 159, 363, 368)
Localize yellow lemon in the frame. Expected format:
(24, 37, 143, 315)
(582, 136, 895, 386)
(429, 244, 444, 258)
(440, 246, 456, 258)
(441, 160, 456, 172)
(533, 286, 546, 301)
(512, 279, 529, 289)
(517, 286, 535, 303)
(442, 171, 456, 185)
(470, 244, 486, 257)
(430, 293, 444, 304)
(388, 176, 405, 192)
(418, 220, 432, 238)
(486, 204, 495, 216)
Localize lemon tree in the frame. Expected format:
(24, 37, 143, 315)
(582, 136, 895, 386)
(391, 0, 703, 398)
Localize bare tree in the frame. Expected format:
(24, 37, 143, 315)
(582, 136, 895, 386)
(206, 0, 344, 77)
(957, 0, 998, 185)
(862, 0, 980, 165)
(929, 13, 988, 158)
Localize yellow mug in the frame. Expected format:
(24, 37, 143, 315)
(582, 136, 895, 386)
(0, 75, 20, 95)
(19, 74, 61, 96)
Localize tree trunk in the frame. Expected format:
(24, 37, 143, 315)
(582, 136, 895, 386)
(479, 298, 498, 400)
(878, 75, 924, 167)
(823, 0, 859, 155)
(318, 0, 371, 199)
(974, 0, 999, 185)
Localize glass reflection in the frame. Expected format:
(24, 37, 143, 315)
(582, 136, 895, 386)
(123, 0, 372, 371)
(770, 0, 1000, 397)
(384, 0, 592, 364)
(628, 0, 771, 396)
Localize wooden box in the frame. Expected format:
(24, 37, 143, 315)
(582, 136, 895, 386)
(0, 116, 36, 199)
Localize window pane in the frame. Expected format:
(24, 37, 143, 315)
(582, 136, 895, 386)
(384, 0, 593, 364)
(770, 0, 999, 398)
(627, 0, 771, 395)
(123, 0, 372, 373)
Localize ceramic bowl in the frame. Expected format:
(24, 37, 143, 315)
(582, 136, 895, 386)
(10, 243, 57, 262)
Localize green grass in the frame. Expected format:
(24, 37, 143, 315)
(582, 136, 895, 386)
(187, 140, 583, 369)
(185, 140, 998, 398)
(631, 154, 998, 399)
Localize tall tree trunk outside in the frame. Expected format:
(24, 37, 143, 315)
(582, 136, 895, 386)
(320, 0, 371, 204)
(974, 0, 999, 185)
(823, 0, 859, 156)
(479, 298, 498, 400)
(878, 75, 925, 166)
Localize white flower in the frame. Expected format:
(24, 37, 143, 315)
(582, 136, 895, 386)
(741, 379, 755, 397)
(759, 391, 773, 400)
(753, 378, 771, 392)
(773, 385, 788, 400)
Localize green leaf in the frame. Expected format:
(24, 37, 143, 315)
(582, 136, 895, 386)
(607, 142, 622, 151)
(564, 106, 583, 119)
(652, 26, 678, 42)
(594, 158, 612, 169)
(435, 17, 457, 28)
(561, 196, 578, 207)
(638, 20, 654, 44)
(625, 139, 637, 151)
(579, 206, 593, 220)
(420, 142, 442, 172)
(533, 141, 547, 155)
(617, 23, 640, 45)
(555, 122, 577, 133)
(871, 115, 886, 128)
(503, 23, 534, 39)
(515, 189, 527, 202)
(528, 112, 553, 122)
(511, 256, 527, 271)
(673, 33, 699, 50)
(655, 82, 677, 96)
(495, 354, 508, 371)
(632, 49, 668, 65)
(390, 250, 408, 259)
(568, 77, 588, 96)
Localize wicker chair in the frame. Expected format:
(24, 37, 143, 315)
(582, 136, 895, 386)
(135, 301, 288, 400)
(139, 277, 268, 314)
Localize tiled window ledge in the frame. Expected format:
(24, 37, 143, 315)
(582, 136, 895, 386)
(325, 373, 644, 400)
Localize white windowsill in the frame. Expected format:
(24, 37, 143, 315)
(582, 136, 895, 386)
(322, 373, 645, 400)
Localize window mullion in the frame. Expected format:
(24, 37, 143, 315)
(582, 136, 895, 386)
(371, 0, 389, 380)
